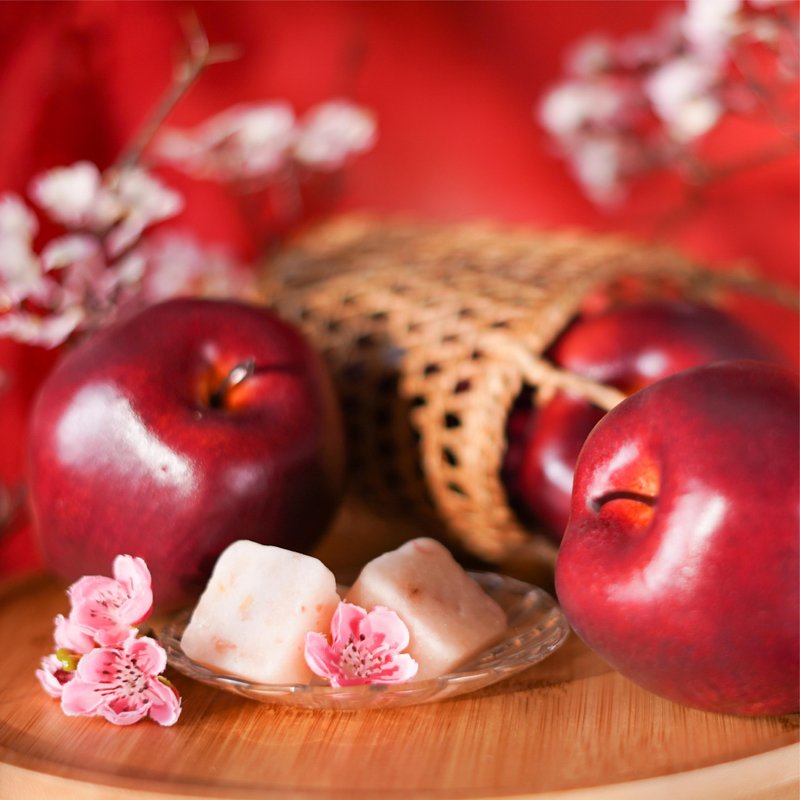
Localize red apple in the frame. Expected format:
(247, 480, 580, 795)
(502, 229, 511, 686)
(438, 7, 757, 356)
(503, 301, 781, 541)
(27, 298, 345, 610)
(556, 360, 799, 715)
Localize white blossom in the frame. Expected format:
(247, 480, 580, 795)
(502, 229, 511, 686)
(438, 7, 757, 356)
(41, 234, 102, 272)
(569, 136, 629, 206)
(29, 162, 111, 229)
(683, 0, 743, 61)
(294, 100, 377, 171)
(0, 193, 38, 241)
(0, 194, 46, 306)
(617, 11, 684, 69)
(646, 55, 723, 141)
(539, 79, 632, 137)
(158, 102, 296, 181)
(565, 35, 615, 77)
(137, 230, 254, 302)
(0, 307, 85, 348)
(104, 168, 183, 257)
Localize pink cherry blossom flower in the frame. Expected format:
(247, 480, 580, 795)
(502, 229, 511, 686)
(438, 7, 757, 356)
(54, 613, 95, 654)
(36, 654, 75, 699)
(293, 100, 377, 171)
(60, 636, 181, 726)
(68, 555, 153, 647)
(305, 602, 418, 687)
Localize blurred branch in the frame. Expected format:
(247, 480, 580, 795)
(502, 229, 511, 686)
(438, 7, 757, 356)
(117, 13, 241, 169)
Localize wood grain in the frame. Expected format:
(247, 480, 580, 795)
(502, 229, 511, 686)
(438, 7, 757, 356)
(1, 505, 797, 799)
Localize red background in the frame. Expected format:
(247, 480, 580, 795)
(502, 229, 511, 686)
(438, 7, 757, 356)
(1, 1, 797, 575)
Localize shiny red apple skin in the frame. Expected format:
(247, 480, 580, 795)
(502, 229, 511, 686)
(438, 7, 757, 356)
(504, 301, 781, 541)
(28, 298, 345, 610)
(555, 360, 799, 715)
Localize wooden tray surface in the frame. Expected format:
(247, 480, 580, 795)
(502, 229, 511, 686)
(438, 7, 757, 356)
(1, 504, 798, 800)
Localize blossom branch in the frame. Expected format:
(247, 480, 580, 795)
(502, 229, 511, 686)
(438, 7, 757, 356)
(117, 13, 241, 170)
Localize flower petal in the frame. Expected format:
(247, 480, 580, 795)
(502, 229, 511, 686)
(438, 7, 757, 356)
(74, 646, 120, 683)
(60, 676, 106, 717)
(125, 636, 167, 677)
(360, 606, 411, 653)
(329, 602, 367, 649)
(112, 555, 153, 624)
(54, 613, 95, 654)
(371, 653, 419, 684)
(36, 655, 72, 698)
(304, 631, 337, 681)
(99, 701, 150, 726)
(68, 574, 120, 605)
(29, 161, 103, 228)
(146, 678, 182, 726)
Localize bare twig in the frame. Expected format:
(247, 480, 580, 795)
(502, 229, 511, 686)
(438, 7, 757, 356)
(116, 13, 241, 169)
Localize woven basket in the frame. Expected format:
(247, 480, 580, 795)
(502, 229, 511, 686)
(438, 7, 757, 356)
(261, 214, 793, 577)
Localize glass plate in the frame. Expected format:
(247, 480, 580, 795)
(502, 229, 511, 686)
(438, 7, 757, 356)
(159, 572, 570, 711)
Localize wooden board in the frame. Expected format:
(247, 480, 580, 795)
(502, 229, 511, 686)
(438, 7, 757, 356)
(1, 505, 798, 800)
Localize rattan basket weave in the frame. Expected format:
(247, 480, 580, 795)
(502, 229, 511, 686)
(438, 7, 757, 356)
(262, 215, 793, 575)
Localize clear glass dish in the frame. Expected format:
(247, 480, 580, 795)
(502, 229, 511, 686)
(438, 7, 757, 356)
(159, 572, 570, 711)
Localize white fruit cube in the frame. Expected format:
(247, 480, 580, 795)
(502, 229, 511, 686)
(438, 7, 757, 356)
(345, 537, 507, 679)
(181, 540, 340, 684)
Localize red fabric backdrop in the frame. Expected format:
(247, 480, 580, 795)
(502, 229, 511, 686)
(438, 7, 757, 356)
(0, 1, 797, 574)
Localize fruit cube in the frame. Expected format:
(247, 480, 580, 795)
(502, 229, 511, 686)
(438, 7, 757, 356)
(345, 538, 507, 679)
(181, 540, 340, 684)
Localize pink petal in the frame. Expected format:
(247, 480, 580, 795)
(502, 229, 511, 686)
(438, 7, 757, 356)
(54, 613, 96, 654)
(360, 606, 410, 653)
(99, 702, 149, 726)
(304, 631, 338, 681)
(329, 602, 367, 649)
(371, 653, 419, 684)
(71, 600, 131, 647)
(146, 679, 182, 726)
(36, 655, 71, 698)
(68, 574, 120, 606)
(60, 676, 106, 717)
(73, 646, 120, 683)
(125, 637, 167, 677)
(111, 555, 153, 624)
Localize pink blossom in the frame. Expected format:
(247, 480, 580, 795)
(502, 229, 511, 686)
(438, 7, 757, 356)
(54, 613, 95, 654)
(293, 100, 377, 171)
(305, 602, 418, 687)
(35, 654, 75, 699)
(158, 102, 296, 181)
(68, 555, 153, 647)
(60, 636, 181, 726)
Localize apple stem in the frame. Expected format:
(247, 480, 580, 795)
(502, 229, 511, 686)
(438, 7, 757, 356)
(209, 358, 256, 409)
(592, 490, 657, 511)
